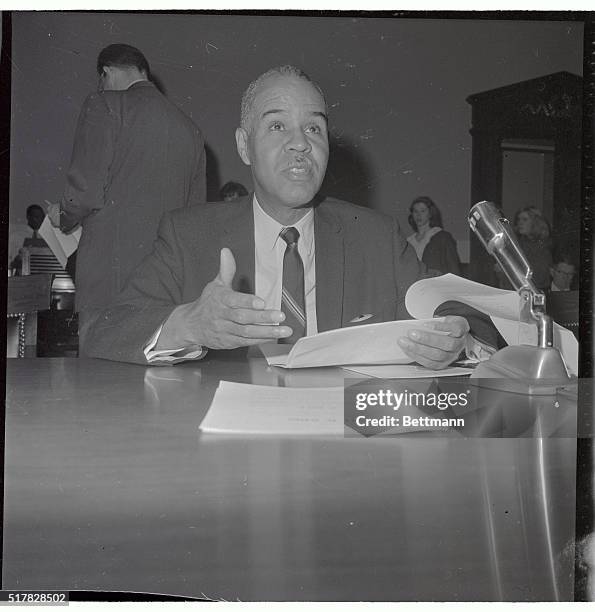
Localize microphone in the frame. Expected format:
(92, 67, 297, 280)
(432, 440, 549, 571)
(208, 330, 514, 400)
(467, 201, 570, 386)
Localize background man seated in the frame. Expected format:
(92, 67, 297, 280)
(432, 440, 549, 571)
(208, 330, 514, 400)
(83, 65, 498, 368)
(8, 204, 48, 274)
(549, 251, 576, 292)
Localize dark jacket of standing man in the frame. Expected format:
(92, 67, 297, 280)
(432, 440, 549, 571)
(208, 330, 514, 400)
(53, 44, 206, 338)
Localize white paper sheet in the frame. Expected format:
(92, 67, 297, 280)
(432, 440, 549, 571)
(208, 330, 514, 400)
(199, 381, 343, 435)
(261, 318, 443, 369)
(406, 274, 578, 375)
(341, 364, 473, 378)
(406, 273, 521, 320)
(38, 216, 81, 268)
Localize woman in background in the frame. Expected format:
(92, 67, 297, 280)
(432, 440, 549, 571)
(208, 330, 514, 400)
(407, 196, 461, 276)
(510, 206, 552, 291)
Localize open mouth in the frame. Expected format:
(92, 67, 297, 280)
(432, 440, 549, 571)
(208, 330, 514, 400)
(284, 160, 313, 180)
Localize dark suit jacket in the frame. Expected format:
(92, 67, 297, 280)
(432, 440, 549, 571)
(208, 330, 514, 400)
(81, 196, 423, 364)
(61, 81, 206, 313)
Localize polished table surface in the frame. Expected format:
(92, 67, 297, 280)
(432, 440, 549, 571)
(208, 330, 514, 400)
(3, 354, 578, 601)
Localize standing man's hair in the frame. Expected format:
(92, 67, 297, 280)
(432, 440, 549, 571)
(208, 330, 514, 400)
(97, 44, 150, 76)
(240, 65, 327, 132)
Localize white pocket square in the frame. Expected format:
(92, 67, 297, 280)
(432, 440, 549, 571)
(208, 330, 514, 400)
(349, 313, 374, 323)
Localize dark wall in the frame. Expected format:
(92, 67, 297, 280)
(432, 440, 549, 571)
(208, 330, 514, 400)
(9, 13, 584, 255)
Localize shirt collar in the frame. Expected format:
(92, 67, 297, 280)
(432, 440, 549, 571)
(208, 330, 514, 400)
(253, 195, 314, 254)
(127, 79, 150, 90)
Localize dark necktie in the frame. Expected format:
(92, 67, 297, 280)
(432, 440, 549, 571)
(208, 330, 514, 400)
(279, 226, 306, 344)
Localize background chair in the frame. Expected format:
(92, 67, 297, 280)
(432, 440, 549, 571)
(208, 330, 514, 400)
(20, 246, 75, 290)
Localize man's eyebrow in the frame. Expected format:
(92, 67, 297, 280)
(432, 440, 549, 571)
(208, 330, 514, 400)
(310, 110, 328, 123)
(259, 109, 328, 122)
(261, 108, 286, 119)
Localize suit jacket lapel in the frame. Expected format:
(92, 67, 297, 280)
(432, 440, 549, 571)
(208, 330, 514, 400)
(315, 203, 344, 332)
(223, 196, 255, 294)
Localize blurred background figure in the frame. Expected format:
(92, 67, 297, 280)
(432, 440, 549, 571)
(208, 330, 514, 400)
(406, 196, 461, 276)
(8, 204, 48, 274)
(220, 181, 248, 202)
(24, 204, 46, 245)
(497, 206, 552, 291)
(549, 249, 576, 292)
(546, 245, 579, 338)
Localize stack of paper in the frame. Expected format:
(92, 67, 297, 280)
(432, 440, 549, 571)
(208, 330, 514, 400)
(342, 363, 473, 378)
(199, 381, 343, 435)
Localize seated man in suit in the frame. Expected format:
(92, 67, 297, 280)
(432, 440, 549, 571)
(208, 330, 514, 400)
(549, 252, 576, 292)
(83, 65, 494, 367)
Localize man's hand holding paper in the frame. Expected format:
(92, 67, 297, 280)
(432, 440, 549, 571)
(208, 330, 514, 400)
(45, 201, 62, 228)
(397, 315, 469, 370)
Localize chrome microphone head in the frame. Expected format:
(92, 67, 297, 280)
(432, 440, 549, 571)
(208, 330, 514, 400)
(468, 200, 539, 295)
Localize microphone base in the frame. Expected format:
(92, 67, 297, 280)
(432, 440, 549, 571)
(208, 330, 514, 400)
(470, 345, 572, 395)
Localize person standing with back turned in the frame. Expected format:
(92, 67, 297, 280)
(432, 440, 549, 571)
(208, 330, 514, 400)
(49, 44, 207, 340)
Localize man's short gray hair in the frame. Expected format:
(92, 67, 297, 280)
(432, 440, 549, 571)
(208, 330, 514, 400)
(240, 65, 327, 132)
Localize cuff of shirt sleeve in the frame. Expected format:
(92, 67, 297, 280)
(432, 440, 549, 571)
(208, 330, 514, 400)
(464, 334, 497, 362)
(144, 323, 208, 364)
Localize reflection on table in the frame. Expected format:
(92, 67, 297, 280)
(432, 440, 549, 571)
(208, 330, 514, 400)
(3, 352, 578, 601)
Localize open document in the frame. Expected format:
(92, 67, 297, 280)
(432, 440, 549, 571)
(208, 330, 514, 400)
(261, 274, 578, 375)
(262, 318, 441, 368)
(405, 274, 578, 376)
(38, 216, 81, 268)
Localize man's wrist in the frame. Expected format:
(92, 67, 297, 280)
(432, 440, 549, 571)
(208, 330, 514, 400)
(156, 303, 203, 351)
(465, 334, 497, 361)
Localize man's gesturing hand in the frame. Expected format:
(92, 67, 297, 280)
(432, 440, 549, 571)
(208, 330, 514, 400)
(157, 248, 292, 351)
(397, 315, 469, 370)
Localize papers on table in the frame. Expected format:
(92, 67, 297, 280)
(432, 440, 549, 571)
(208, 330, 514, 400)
(38, 216, 81, 268)
(406, 274, 579, 376)
(199, 381, 343, 435)
(341, 364, 473, 378)
(261, 318, 442, 369)
(200, 380, 465, 437)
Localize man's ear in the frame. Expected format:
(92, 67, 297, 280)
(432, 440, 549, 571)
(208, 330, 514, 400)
(235, 128, 251, 166)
